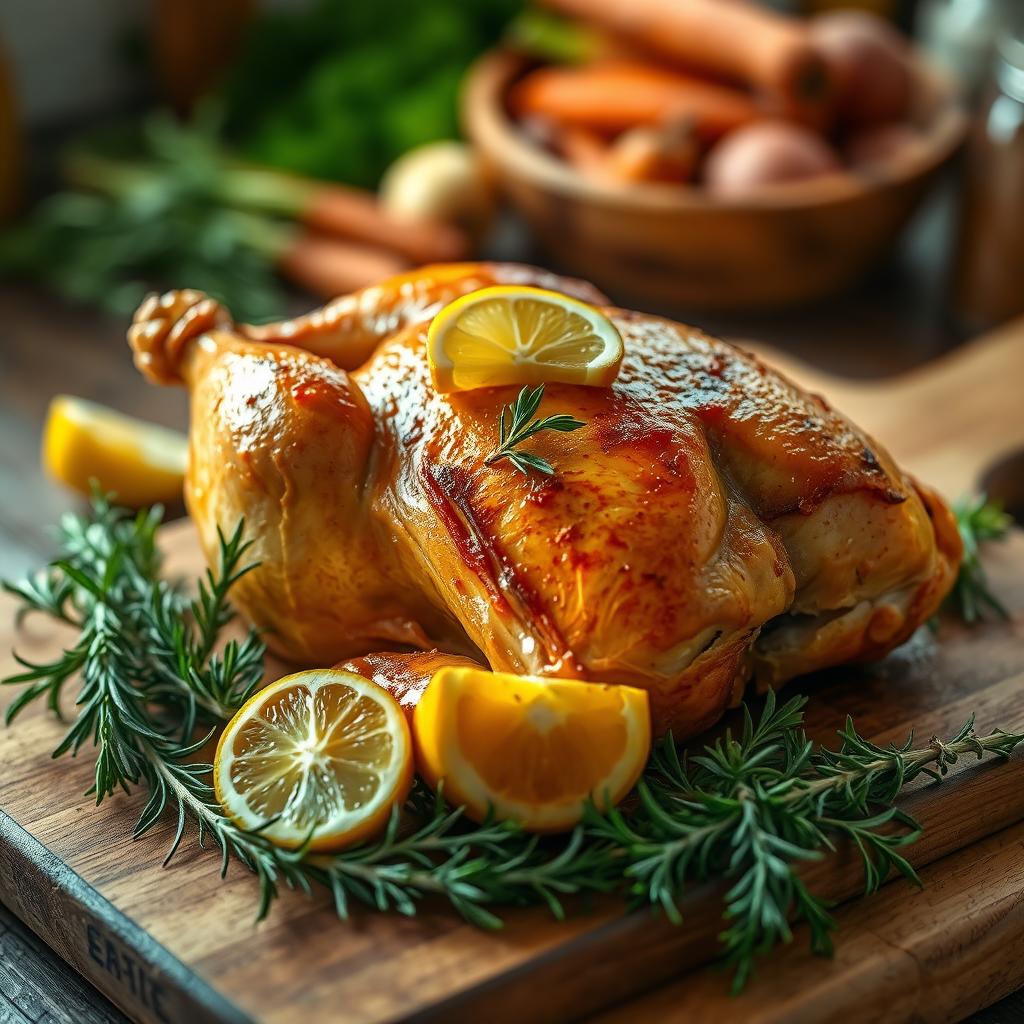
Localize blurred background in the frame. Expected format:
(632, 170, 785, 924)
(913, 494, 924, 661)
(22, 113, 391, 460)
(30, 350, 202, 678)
(0, 0, 1022, 576)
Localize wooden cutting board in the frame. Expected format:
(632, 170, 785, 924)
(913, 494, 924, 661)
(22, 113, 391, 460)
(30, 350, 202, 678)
(1, 319, 1023, 1024)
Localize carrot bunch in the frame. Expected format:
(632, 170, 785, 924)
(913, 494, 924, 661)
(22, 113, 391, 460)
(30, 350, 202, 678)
(0, 111, 478, 325)
(208, 167, 472, 298)
(61, 125, 474, 309)
(509, 0, 919, 194)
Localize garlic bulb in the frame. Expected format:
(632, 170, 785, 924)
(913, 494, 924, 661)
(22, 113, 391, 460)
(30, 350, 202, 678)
(380, 141, 495, 238)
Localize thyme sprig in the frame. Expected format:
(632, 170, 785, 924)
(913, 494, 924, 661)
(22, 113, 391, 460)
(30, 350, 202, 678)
(486, 384, 586, 476)
(948, 494, 1013, 622)
(3, 496, 1023, 992)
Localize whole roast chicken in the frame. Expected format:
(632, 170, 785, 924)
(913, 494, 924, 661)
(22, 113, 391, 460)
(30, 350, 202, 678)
(129, 263, 961, 738)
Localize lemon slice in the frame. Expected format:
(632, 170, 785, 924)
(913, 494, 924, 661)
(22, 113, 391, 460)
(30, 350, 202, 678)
(214, 669, 413, 851)
(43, 395, 187, 507)
(427, 285, 624, 393)
(413, 667, 650, 832)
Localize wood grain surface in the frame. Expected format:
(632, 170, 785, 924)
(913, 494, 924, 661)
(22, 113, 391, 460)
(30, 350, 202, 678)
(0, 901, 128, 1024)
(0, 286, 189, 579)
(0, 317, 1022, 1024)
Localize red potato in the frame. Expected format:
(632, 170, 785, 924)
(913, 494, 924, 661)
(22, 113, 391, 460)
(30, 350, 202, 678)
(810, 11, 913, 128)
(704, 121, 841, 196)
(845, 122, 926, 168)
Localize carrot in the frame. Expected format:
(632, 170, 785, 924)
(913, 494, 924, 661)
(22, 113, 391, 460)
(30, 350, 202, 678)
(511, 61, 760, 140)
(604, 122, 699, 183)
(299, 183, 471, 266)
(276, 234, 410, 299)
(556, 122, 698, 185)
(218, 166, 472, 266)
(538, 0, 834, 127)
(556, 125, 612, 177)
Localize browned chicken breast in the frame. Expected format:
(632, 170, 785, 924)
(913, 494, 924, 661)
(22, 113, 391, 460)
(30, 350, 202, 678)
(129, 263, 961, 738)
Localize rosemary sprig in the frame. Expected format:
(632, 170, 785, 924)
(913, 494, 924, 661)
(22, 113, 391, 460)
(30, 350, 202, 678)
(591, 694, 1022, 991)
(1, 497, 611, 923)
(948, 494, 1013, 622)
(485, 384, 586, 476)
(3, 495, 1023, 993)
(1, 493, 264, 776)
(136, 736, 616, 925)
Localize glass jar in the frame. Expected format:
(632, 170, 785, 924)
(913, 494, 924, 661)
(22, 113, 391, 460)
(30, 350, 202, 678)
(953, 26, 1024, 332)
(917, 0, 1008, 99)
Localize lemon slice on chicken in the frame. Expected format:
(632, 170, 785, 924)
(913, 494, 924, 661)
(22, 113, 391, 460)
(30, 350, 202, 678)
(427, 285, 624, 393)
(413, 667, 650, 832)
(214, 670, 413, 851)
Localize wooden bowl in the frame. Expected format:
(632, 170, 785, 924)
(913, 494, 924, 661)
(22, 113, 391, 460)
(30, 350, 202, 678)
(462, 51, 967, 310)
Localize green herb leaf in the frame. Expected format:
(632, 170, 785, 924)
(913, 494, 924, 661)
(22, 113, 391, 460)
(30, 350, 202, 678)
(504, 10, 607, 66)
(485, 385, 586, 477)
(219, 0, 521, 188)
(947, 494, 1013, 623)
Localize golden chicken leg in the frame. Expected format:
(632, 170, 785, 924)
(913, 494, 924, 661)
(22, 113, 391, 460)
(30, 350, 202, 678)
(129, 264, 961, 738)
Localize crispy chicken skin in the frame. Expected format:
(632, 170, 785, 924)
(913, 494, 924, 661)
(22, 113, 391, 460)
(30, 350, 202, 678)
(129, 263, 961, 738)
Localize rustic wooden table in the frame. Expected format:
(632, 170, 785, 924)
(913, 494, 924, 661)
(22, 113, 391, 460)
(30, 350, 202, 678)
(1, 183, 1022, 1023)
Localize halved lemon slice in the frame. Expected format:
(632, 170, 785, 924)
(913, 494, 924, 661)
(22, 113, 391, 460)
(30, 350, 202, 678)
(42, 395, 187, 507)
(214, 669, 413, 851)
(413, 667, 650, 832)
(427, 285, 624, 393)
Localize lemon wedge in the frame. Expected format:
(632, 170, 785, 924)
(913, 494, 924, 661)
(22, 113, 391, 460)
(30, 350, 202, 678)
(413, 667, 650, 832)
(427, 285, 624, 393)
(214, 669, 413, 851)
(43, 396, 187, 507)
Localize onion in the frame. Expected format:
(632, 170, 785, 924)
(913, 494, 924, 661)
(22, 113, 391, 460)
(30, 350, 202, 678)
(380, 141, 495, 239)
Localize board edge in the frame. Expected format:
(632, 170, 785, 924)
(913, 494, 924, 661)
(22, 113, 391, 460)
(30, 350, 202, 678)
(0, 808, 253, 1024)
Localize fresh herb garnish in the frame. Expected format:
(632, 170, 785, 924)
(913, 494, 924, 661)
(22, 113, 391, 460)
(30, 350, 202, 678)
(1, 494, 265, 800)
(3, 496, 1022, 992)
(948, 494, 1013, 622)
(595, 705, 1021, 992)
(485, 384, 586, 476)
(0, 113, 291, 323)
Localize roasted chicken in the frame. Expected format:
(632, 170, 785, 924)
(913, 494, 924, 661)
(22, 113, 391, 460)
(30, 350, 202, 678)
(129, 263, 961, 737)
